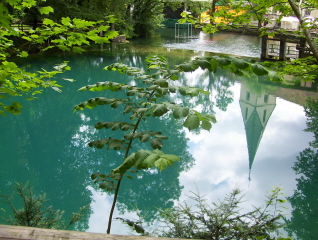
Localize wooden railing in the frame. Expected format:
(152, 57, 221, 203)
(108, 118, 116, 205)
(0, 225, 187, 240)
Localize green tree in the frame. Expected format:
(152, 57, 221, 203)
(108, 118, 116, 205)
(241, 0, 318, 61)
(118, 187, 291, 240)
(285, 98, 318, 239)
(0, 0, 118, 116)
(180, 0, 318, 85)
(1, 182, 88, 230)
(304, 97, 318, 148)
(130, 0, 164, 37)
(286, 148, 318, 239)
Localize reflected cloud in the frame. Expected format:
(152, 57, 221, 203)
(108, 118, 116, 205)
(177, 81, 313, 224)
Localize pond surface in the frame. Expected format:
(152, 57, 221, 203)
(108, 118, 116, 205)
(133, 28, 262, 58)
(0, 29, 318, 239)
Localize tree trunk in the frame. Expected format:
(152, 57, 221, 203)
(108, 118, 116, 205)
(288, 0, 318, 61)
(211, 0, 217, 18)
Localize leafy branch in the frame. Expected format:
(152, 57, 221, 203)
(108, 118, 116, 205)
(74, 53, 282, 233)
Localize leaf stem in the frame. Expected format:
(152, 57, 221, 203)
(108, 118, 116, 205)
(106, 91, 155, 234)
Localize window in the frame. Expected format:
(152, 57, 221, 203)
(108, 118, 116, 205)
(246, 92, 250, 101)
(263, 110, 267, 123)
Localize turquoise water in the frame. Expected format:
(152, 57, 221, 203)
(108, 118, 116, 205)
(0, 31, 317, 238)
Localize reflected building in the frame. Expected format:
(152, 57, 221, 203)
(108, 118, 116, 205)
(239, 83, 276, 180)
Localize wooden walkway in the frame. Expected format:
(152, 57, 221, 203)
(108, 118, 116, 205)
(0, 225, 186, 240)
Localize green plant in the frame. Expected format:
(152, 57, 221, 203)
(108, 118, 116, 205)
(119, 187, 291, 240)
(74, 53, 283, 234)
(1, 0, 118, 116)
(0, 182, 88, 229)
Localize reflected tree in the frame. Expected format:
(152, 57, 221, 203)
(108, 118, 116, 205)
(285, 98, 318, 239)
(304, 98, 318, 148)
(285, 148, 318, 239)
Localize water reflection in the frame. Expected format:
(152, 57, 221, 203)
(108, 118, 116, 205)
(0, 45, 316, 237)
(239, 82, 276, 180)
(143, 28, 262, 58)
(285, 98, 318, 239)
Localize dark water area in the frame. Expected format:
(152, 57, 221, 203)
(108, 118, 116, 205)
(0, 29, 318, 239)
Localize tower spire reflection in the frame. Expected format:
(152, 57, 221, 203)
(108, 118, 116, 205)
(239, 83, 276, 180)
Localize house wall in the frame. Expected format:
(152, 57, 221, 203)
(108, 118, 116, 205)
(311, 10, 318, 18)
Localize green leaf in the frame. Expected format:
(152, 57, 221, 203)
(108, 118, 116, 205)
(39, 6, 54, 15)
(124, 133, 134, 140)
(268, 70, 283, 82)
(61, 17, 71, 26)
(177, 62, 198, 72)
(168, 86, 177, 93)
(153, 104, 168, 117)
(112, 153, 136, 174)
(161, 154, 180, 162)
(183, 114, 200, 131)
(123, 104, 133, 113)
(140, 134, 151, 142)
(203, 114, 217, 123)
(172, 106, 189, 118)
(195, 58, 211, 70)
(215, 56, 231, 66)
(170, 74, 178, 80)
(134, 149, 151, 168)
(19, 51, 28, 57)
(202, 120, 212, 131)
(154, 158, 171, 171)
(142, 152, 160, 168)
(154, 79, 168, 87)
(251, 63, 269, 76)
(136, 108, 149, 115)
(231, 58, 250, 69)
(150, 138, 163, 149)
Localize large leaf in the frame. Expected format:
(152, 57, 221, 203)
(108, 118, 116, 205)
(112, 153, 137, 174)
(202, 120, 212, 131)
(154, 158, 170, 171)
(251, 63, 269, 76)
(112, 149, 179, 174)
(172, 106, 189, 118)
(231, 58, 250, 69)
(214, 56, 231, 66)
(152, 104, 169, 117)
(195, 58, 211, 70)
(268, 70, 283, 82)
(134, 149, 151, 168)
(183, 114, 200, 131)
(141, 152, 161, 168)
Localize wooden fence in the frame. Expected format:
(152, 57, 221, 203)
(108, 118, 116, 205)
(0, 225, 187, 240)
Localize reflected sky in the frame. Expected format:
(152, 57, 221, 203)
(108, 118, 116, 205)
(0, 36, 316, 237)
(84, 75, 314, 235)
(178, 83, 311, 210)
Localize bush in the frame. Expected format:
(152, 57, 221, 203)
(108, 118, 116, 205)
(118, 187, 292, 240)
(0, 182, 88, 230)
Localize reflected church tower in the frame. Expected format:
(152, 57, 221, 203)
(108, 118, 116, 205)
(239, 83, 276, 180)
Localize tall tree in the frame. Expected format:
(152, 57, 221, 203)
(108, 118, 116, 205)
(285, 98, 318, 239)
